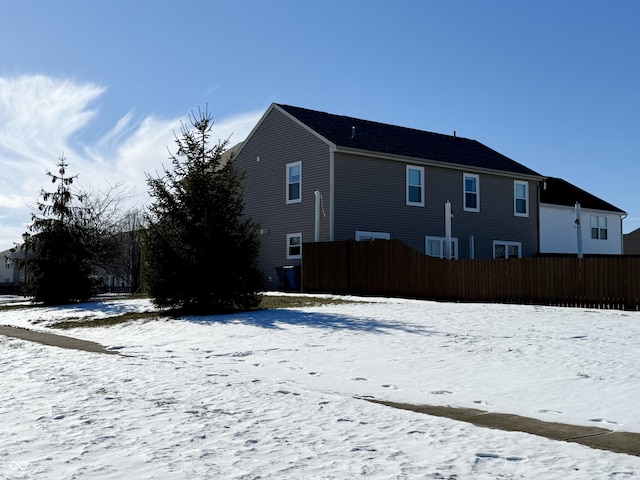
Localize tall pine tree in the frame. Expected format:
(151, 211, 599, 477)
(143, 107, 263, 313)
(23, 155, 96, 304)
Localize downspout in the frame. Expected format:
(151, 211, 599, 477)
(445, 200, 452, 259)
(575, 202, 583, 259)
(329, 145, 335, 241)
(621, 213, 628, 254)
(537, 181, 543, 256)
(314, 190, 321, 242)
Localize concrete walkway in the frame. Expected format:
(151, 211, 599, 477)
(0, 325, 118, 355)
(362, 398, 640, 457)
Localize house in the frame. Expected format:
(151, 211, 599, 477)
(623, 228, 640, 255)
(0, 247, 24, 293)
(539, 177, 626, 255)
(233, 103, 546, 289)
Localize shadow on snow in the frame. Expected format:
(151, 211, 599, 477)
(182, 308, 435, 335)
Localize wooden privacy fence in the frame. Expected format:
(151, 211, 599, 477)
(302, 239, 640, 310)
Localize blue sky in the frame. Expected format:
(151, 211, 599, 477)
(1, 1, 638, 248)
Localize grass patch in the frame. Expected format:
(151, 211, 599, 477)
(258, 294, 358, 310)
(51, 311, 161, 330)
(6, 293, 360, 329)
(0, 302, 47, 312)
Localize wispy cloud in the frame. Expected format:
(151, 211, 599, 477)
(0, 75, 263, 248)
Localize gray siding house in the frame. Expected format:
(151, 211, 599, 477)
(234, 104, 545, 290)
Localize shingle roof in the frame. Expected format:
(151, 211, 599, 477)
(276, 104, 542, 177)
(540, 177, 626, 213)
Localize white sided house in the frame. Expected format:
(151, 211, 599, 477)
(539, 177, 626, 255)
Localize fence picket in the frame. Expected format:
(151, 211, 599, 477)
(302, 240, 640, 310)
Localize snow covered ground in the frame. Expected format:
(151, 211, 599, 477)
(1, 293, 639, 479)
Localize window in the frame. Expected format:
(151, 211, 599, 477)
(286, 233, 302, 259)
(355, 231, 390, 241)
(4, 258, 11, 269)
(493, 241, 522, 259)
(463, 173, 480, 212)
(514, 181, 528, 217)
(286, 161, 301, 204)
(406, 165, 424, 206)
(426, 236, 458, 259)
(591, 216, 608, 240)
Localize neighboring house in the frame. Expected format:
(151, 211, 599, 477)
(234, 103, 545, 289)
(0, 247, 23, 286)
(623, 228, 640, 255)
(539, 177, 626, 255)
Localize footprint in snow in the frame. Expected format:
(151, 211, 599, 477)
(475, 453, 499, 459)
(476, 453, 527, 462)
(429, 390, 452, 395)
(381, 384, 398, 389)
(276, 390, 300, 396)
(590, 418, 619, 425)
(351, 377, 367, 381)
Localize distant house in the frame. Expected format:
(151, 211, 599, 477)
(539, 177, 626, 255)
(234, 103, 545, 289)
(0, 247, 24, 289)
(623, 228, 640, 255)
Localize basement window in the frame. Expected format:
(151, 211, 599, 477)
(426, 236, 458, 259)
(286, 233, 302, 259)
(493, 241, 522, 259)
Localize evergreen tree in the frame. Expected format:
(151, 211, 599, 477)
(23, 155, 96, 304)
(143, 107, 263, 313)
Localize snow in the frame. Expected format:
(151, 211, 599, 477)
(1, 293, 639, 479)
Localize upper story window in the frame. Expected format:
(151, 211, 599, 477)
(286, 161, 301, 204)
(514, 180, 529, 217)
(406, 165, 424, 206)
(591, 215, 608, 240)
(463, 173, 480, 212)
(286, 233, 302, 259)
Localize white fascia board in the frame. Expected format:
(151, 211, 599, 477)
(540, 202, 626, 217)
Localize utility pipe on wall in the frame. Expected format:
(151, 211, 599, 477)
(575, 202, 583, 259)
(314, 190, 321, 242)
(445, 200, 452, 260)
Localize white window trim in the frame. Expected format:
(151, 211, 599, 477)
(286, 161, 302, 204)
(406, 165, 425, 207)
(514, 180, 529, 217)
(590, 215, 608, 240)
(493, 240, 522, 259)
(463, 173, 480, 212)
(425, 236, 459, 259)
(286, 233, 302, 259)
(355, 231, 391, 241)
